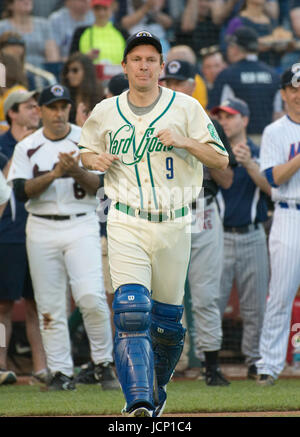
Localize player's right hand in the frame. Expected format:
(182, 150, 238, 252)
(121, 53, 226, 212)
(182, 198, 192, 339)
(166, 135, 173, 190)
(52, 160, 66, 178)
(92, 153, 119, 172)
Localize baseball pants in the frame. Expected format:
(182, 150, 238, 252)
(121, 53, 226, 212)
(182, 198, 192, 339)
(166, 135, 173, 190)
(219, 224, 269, 366)
(26, 213, 113, 376)
(257, 207, 300, 378)
(188, 199, 223, 355)
(107, 205, 191, 305)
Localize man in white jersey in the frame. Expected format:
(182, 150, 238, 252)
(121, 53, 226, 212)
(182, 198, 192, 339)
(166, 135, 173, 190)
(256, 66, 300, 385)
(7, 84, 119, 391)
(79, 31, 229, 417)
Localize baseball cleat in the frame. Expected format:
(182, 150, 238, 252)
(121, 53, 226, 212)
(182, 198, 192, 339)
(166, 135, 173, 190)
(75, 361, 98, 384)
(122, 404, 154, 417)
(154, 386, 167, 417)
(32, 368, 51, 384)
(47, 372, 76, 391)
(0, 369, 17, 385)
(94, 362, 120, 390)
(247, 364, 258, 380)
(205, 366, 230, 386)
(257, 374, 275, 386)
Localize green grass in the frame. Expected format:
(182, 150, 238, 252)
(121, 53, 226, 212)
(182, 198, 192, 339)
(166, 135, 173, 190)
(0, 379, 300, 416)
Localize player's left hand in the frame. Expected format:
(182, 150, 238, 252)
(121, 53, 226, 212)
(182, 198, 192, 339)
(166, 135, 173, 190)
(156, 128, 187, 149)
(232, 143, 252, 168)
(58, 151, 81, 176)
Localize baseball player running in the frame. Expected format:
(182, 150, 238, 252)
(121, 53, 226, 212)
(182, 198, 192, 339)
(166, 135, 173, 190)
(8, 85, 119, 391)
(79, 31, 229, 417)
(256, 66, 300, 385)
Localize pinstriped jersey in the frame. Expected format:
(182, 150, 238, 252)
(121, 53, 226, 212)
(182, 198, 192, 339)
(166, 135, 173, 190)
(260, 115, 300, 203)
(79, 86, 228, 210)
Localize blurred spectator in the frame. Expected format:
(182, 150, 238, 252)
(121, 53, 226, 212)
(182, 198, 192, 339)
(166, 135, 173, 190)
(0, 90, 48, 386)
(50, 0, 95, 62)
(225, 0, 288, 67)
(70, 0, 126, 66)
(164, 0, 185, 22)
(0, 52, 28, 131)
(210, 0, 279, 52)
(208, 26, 282, 141)
(0, 31, 57, 91)
(210, 0, 279, 27)
(0, 0, 60, 68)
(117, 0, 173, 56)
(200, 46, 227, 106)
(105, 72, 129, 97)
(166, 44, 208, 108)
(32, 0, 64, 17)
(174, 0, 221, 60)
(61, 52, 105, 124)
(280, 1, 300, 71)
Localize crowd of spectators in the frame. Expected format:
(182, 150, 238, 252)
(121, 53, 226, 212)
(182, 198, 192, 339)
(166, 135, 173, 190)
(1, 0, 300, 382)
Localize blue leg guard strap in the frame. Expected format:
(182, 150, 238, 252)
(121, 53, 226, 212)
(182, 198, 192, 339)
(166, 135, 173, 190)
(113, 284, 155, 411)
(150, 300, 186, 387)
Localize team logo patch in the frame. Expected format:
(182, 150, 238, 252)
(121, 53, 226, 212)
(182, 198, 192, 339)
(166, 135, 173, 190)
(207, 123, 221, 142)
(168, 61, 181, 74)
(136, 31, 152, 38)
(51, 85, 64, 97)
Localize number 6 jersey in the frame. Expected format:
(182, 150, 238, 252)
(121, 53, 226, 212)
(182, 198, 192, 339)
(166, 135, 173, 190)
(7, 124, 99, 215)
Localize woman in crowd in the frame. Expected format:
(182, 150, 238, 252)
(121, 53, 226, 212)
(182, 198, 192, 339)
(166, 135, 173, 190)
(61, 52, 104, 124)
(0, 0, 60, 68)
(225, 0, 284, 66)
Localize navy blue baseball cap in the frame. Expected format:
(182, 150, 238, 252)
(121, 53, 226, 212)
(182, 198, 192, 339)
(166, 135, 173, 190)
(160, 60, 196, 81)
(211, 97, 250, 117)
(38, 84, 72, 106)
(107, 73, 129, 96)
(226, 26, 259, 52)
(123, 30, 162, 59)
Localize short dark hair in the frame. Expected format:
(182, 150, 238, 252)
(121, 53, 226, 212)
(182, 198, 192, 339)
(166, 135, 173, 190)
(6, 101, 20, 126)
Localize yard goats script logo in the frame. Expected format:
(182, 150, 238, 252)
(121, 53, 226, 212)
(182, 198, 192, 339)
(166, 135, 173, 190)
(108, 125, 173, 166)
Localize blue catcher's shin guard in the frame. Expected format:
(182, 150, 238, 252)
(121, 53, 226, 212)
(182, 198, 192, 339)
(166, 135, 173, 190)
(150, 300, 186, 388)
(113, 284, 155, 412)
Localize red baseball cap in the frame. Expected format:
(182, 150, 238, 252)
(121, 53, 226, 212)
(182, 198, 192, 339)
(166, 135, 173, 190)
(211, 97, 250, 117)
(91, 0, 113, 7)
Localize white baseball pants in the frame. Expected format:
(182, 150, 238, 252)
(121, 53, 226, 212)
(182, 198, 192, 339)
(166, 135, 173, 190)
(107, 206, 192, 306)
(188, 200, 224, 354)
(257, 207, 300, 378)
(26, 213, 113, 376)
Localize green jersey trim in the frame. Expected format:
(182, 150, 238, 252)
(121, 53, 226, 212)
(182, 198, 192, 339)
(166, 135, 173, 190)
(147, 90, 176, 209)
(116, 90, 176, 210)
(207, 140, 227, 152)
(116, 96, 144, 209)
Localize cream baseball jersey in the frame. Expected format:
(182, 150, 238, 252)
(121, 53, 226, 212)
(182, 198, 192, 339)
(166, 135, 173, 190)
(7, 124, 99, 215)
(79, 86, 228, 210)
(260, 115, 300, 204)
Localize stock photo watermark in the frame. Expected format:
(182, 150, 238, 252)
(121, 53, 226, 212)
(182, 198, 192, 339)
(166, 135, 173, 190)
(0, 63, 5, 87)
(0, 323, 6, 347)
